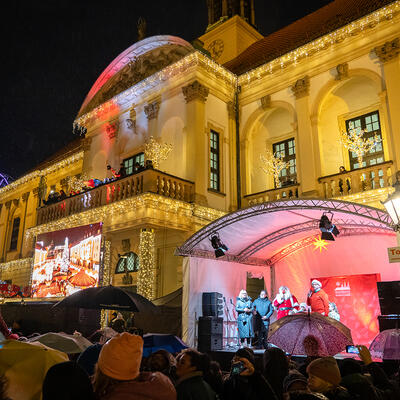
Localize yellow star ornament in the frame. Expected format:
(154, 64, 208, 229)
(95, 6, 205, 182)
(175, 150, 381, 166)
(313, 236, 329, 252)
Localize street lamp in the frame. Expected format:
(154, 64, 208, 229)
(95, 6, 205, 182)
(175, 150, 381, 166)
(382, 171, 400, 243)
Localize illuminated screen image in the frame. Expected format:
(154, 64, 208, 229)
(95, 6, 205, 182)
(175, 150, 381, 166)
(32, 223, 102, 298)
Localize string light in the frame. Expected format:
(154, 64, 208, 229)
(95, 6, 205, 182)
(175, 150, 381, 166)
(144, 136, 173, 169)
(138, 228, 156, 300)
(100, 240, 112, 328)
(340, 128, 380, 168)
(0, 258, 32, 286)
(260, 150, 289, 188)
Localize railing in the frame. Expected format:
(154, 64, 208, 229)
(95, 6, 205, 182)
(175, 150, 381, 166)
(318, 161, 393, 198)
(37, 168, 194, 225)
(244, 184, 300, 206)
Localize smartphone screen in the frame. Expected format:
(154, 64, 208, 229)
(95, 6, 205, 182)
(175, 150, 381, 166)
(346, 345, 359, 354)
(231, 361, 245, 375)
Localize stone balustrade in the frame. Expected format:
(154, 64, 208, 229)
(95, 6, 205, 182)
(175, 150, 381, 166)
(244, 184, 300, 206)
(318, 161, 393, 198)
(37, 169, 194, 225)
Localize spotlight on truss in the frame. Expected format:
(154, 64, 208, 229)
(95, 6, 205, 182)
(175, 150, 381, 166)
(319, 212, 340, 241)
(210, 232, 228, 258)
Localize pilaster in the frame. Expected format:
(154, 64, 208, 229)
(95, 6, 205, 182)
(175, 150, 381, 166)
(144, 100, 161, 139)
(137, 228, 157, 300)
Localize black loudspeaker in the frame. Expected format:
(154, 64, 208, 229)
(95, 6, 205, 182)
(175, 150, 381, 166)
(378, 315, 400, 331)
(377, 281, 400, 315)
(198, 316, 223, 352)
(202, 292, 223, 317)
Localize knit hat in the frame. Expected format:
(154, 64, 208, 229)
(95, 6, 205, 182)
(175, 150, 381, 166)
(311, 280, 322, 288)
(98, 332, 143, 380)
(307, 357, 341, 386)
(283, 371, 308, 392)
(235, 347, 255, 366)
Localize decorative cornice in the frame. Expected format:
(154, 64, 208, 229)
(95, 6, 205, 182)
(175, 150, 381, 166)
(291, 76, 310, 99)
(5, 201, 11, 209)
(22, 192, 30, 202)
(104, 120, 120, 139)
(182, 80, 209, 103)
(335, 63, 349, 80)
(374, 37, 400, 63)
(260, 94, 271, 110)
(82, 137, 92, 151)
(12, 199, 19, 207)
(144, 101, 160, 120)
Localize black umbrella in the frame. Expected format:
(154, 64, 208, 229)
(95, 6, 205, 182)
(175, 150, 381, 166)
(53, 285, 158, 312)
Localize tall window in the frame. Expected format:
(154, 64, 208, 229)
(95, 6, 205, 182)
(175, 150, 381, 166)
(124, 152, 145, 175)
(210, 130, 220, 191)
(9, 217, 20, 251)
(115, 252, 140, 274)
(272, 138, 297, 187)
(345, 111, 384, 170)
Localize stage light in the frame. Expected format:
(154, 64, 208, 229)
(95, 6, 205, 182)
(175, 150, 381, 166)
(210, 232, 228, 258)
(319, 212, 339, 241)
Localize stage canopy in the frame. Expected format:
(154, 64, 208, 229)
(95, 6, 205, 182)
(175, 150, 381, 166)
(176, 199, 400, 347)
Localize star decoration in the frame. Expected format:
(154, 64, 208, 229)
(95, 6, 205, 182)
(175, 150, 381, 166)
(313, 236, 329, 252)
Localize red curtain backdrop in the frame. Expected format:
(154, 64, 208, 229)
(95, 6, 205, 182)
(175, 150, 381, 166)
(312, 274, 381, 346)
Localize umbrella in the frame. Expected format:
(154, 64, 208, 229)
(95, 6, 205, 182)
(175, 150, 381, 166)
(142, 333, 188, 357)
(53, 284, 158, 312)
(28, 332, 92, 354)
(268, 312, 353, 356)
(0, 340, 68, 400)
(369, 329, 400, 360)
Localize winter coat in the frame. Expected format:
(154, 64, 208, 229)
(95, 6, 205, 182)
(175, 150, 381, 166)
(99, 371, 176, 400)
(223, 371, 278, 400)
(252, 297, 273, 328)
(322, 386, 353, 400)
(176, 372, 217, 400)
(236, 296, 253, 339)
(307, 289, 329, 315)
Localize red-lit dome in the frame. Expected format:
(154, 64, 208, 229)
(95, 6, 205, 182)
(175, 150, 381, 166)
(78, 35, 194, 118)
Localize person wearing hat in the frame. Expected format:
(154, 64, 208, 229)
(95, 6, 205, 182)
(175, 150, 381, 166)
(306, 280, 329, 316)
(283, 371, 308, 393)
(93, 332, 176, 400)
(306, 357, 352, 399)
(223, 347, 278, 400)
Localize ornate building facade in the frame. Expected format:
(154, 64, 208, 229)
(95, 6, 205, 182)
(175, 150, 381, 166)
(1, 0, 399, 300)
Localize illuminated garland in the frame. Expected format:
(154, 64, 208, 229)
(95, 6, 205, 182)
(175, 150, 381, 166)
(239, 1, 400, 85)
(260, 150, 289, 188)
(0, 258, 32, 283)
(138, 228, 156, 300)
(100, 240, 112, 328)
(0, 151, 84, 197)
(26, 193, 225, 238)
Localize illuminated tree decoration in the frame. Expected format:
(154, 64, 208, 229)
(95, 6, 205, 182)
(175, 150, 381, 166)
(260, 150, 289, 188)
(67, 173, 88, 193)
(313, 236, 329, 252)
(144, 136, 173, 169)
(340, 128, 380, 168)
(0, 172, 13, 188)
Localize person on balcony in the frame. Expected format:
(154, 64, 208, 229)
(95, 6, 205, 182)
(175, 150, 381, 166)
(339, 166, 351, 194)
(118, 163, 127, 178)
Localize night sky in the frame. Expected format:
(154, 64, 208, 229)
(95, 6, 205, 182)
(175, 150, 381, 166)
(0, 0, 331, 180)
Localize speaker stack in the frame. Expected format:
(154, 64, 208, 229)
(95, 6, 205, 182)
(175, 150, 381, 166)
(198, 292, 223, 352)
(377, 281, 400, 331)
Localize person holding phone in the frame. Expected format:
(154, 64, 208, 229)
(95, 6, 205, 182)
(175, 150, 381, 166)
(223, 348, 278, 400)
(235, 289, 254, 348)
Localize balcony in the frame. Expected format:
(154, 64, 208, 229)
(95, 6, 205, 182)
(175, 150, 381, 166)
(244, 183, 300, 206)
(37, 169, 194, 225)
(318, 161, 393, 199)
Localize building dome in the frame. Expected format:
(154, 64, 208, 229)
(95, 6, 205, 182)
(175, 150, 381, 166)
(78, 35, 194, 118)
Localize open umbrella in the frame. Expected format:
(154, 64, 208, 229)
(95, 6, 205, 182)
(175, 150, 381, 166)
(0, 340, 68, 400)
(268, 312, 353, 356)
(142, 334, 188, 357)
(369, 329, 400, 360)
(28, 332, 92, 354)
(53, 284, 158, 312)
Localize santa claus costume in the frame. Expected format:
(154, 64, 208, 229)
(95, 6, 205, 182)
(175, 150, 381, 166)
(307, 279, 329, 316)
(273, 286, 299, 319)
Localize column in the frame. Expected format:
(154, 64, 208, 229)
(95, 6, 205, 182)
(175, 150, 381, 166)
(0, 201, 12, 262)
(138, 228, 156, 300)
(291, 76, 319, 196)
(182, 80, 210, 205)
(144, 100, 160, 140)
(227, 101, 237, 210)
(19, 192, 30, 258)
(81, 136, 93, 176)
(374, 38, 400, 170)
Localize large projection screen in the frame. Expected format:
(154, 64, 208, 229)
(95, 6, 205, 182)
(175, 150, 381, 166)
(32, 223, 102, 297)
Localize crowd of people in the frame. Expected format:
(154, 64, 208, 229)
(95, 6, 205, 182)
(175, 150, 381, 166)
(1, 327, 399, 400)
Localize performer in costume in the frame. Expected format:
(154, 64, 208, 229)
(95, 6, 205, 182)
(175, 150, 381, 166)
(273, 286, 299, 319)
(307, 279, 329, 316)
(235, 289, 253, 347)
(252, 290, 273, 349)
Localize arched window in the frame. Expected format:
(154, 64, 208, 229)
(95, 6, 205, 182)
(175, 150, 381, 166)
(115, 252, 139, 274)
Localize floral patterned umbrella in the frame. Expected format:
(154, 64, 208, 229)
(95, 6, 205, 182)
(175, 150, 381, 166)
(369, 329, 400, 360)
(268, 311, 353, 356)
